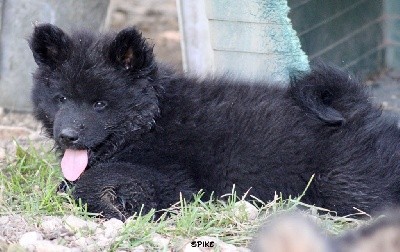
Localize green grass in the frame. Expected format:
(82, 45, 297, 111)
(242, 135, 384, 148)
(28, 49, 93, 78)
(110, 187, 365, 251)
(0, 142, 89, 217)
(0, 143, 366, 251)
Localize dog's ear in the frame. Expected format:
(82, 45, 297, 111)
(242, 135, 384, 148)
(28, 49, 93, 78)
(108, 27, 155, 72)
(29, 24, 72, 67)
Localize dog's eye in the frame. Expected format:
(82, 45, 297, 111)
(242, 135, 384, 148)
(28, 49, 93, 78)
(55, 95, 67, 103)
(93, 101, 108, 111)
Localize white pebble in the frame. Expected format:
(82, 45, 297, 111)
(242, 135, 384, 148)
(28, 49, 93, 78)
(152, 233, 170, 248)
(73, 237, 88, 247)
(0, 216, 9, 225)
(103, 218, 124, 239)
(34, 240, 79, 252)
(40, 217, 63, 234)
(102, 218, 124, 229)
(132, 245, 146, 252)
(95, 234, 111, 248)
(64, 215, 98, 232)
(19, 231, 43, 247)
(234, 201, 259, 220)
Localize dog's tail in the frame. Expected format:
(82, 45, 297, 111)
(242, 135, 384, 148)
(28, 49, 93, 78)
(288, 64, 373, 126)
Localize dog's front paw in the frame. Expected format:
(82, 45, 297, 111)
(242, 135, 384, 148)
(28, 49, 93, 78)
(57, 180, 75, 193)
(72, 164, 159, 220)
(97, 182, 158, 220)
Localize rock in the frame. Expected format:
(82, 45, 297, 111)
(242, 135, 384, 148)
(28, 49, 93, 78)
(152, 233, 170, 248)
(34, 240, 79, 252)
(103, 218, 124, 239)
(96, 234, 111, 247)
(73, 237, 88, 247)
(95, 227, 105, 235)
(64, 216, 98, 232)
(86, 243, 101, 252)
(104, 228, 119, 240)
(19, 231, 43, 247)
(0, 216, 9, 225)
(40, 217, 63, 235)
(132, 245, 146, 252)
(103, 218, 124, 229)
(234, 201, 259, 220)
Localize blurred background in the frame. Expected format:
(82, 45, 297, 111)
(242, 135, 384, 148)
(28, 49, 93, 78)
(107, 0, 182, 68)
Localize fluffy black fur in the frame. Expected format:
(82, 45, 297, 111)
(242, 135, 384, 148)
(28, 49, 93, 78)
(29, 24, 400, 220)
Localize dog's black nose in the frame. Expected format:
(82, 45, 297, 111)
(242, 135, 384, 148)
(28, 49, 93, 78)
(59, 128, 79, 145)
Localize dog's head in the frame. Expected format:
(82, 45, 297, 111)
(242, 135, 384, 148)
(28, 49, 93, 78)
(29, 24, 161, 180)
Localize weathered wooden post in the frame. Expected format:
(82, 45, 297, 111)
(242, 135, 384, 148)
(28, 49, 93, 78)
(178, 0, 309, 83)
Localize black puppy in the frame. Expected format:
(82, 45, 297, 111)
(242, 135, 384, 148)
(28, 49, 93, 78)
(29, 24, 400, 220)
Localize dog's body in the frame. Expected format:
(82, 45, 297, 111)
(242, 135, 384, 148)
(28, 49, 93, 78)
(29, 24, 400, 220)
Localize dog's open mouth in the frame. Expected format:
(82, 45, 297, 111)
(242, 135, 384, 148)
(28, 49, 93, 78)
(61, 149, 88, 181)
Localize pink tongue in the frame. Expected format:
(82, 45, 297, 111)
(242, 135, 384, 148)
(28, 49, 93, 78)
(61, 149, 88, 181)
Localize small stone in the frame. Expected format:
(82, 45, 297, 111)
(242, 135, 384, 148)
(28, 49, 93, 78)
(86, 221, 99, 231)
(103, 218, 124, 239)
(152, 233, 170, 248)
(40, 217, 63, 234)
(132, 245, 146, 252)
(96, 234, 111, 248)
(104, 228, 119, 240)
(234, 201, 259, 220)
(86, 244, 99, 252)
(103, 218, 124, 229)
(64, 215, 98, 232)
(19, 231, 43, 247)
(95, 227, 104, 235)
(34, 240, 78, 252)
(73, 237, 88, 247)
(0, 216, 9, 225)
